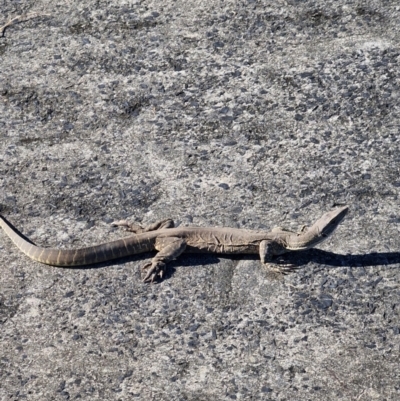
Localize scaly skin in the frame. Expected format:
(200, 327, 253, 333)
(0, 206, 348, 282)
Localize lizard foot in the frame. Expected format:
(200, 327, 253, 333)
(141, 261, 166, 283)
(111, 220, 144, 233)
(264, 262, 300, 276)
(111, 219, 174, 233)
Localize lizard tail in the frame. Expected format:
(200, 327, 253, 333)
(0, 215, 151, 267)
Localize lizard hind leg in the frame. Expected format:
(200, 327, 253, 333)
(111, 218, 174, 233)
(142, 236, 186, 283)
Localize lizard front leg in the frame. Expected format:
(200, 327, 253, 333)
(259, 240, 298, 275)
(142, 236, 186, 283)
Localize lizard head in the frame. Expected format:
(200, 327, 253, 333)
(284, 205, 349, 251)
(308, 205, 349, 246)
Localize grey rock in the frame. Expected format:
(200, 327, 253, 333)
(1, 1, 400, 400)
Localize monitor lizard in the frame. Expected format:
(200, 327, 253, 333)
(0, 205, 348, 282)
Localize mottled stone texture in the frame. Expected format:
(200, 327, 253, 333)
(1, 0, 400, 400)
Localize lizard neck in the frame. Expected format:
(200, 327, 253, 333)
(285, 230, 324, 251)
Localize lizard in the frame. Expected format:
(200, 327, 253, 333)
(0, 205, 348, 283)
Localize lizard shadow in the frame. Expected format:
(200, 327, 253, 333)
(166, 249, 400, 269)
(160, 249, 400, 281)
(106, 248, 400, 282)
(275, 248, 400, 270)
(63, 252, 241, 283)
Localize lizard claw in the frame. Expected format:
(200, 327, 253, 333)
(264, 262, 300, 276)
(275, 257, 301, 274)
(141, 262, 166, 283)
(111, 220, 144, 233)
(279, 265, 300, 275)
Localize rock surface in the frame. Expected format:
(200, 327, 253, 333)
(1, 1, 400, 400)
